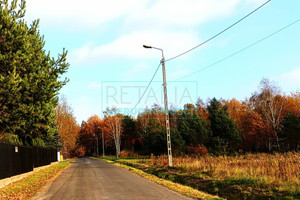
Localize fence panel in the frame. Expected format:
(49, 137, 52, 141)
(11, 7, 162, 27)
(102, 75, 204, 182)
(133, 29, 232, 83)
(0, 143, 57, 180)
(0, 143, 10, 179)
(10, 145, 21, 177)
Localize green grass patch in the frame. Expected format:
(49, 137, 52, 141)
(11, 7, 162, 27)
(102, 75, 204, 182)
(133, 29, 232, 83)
(0, 160, 72, 200)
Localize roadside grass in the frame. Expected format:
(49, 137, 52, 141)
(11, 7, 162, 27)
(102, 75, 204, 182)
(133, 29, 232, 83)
(95, 157, 223, 200)
(0, 160, 72, 200)
(99, 152, 300, 200)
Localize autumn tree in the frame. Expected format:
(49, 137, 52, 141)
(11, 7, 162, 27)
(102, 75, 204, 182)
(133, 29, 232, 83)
(195, 98, 209, 121)
(136, 107, 151, 137)
(77, 115, 101, 156)
(282, 92, 300, 117)
(250, 79, 285, 151)
(224, 99, 268, 151)
(55, 98, 80, 157)
(103, 108, 124, 158)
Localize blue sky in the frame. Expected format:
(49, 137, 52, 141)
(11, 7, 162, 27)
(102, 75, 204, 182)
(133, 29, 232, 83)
(23, 0, 300, 123)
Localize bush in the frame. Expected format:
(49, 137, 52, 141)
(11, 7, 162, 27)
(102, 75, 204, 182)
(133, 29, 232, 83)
(187, 144, 208, 157)
(120, 150, 138, 158)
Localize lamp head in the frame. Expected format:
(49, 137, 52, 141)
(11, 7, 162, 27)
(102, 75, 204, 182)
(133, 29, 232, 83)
(143, 45, 152, 49)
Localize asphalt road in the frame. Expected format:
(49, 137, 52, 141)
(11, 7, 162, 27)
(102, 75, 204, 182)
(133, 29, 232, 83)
(33, 157, 192, 200)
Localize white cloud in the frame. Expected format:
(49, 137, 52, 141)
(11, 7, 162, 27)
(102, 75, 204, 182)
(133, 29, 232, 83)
(23, 0, 242, 31)
(65, 0, 249, 66)
(69, 30, 200, 66)
(273, 67, 300, 92)
(24, 0, 145, 30)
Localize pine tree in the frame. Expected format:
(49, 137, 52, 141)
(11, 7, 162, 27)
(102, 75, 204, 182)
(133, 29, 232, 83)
(179, 104, 211, 148)
(0, 0, 69, 147)
(280, 113, 300, 151)
(207, 98, 241, 154)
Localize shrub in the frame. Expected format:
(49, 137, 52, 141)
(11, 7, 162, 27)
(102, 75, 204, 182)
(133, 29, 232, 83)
(120, 150, 138, 158)
(187, 144, 208, 157)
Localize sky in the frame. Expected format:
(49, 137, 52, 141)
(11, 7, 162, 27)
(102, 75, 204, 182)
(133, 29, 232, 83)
(21, 0, 300, 123)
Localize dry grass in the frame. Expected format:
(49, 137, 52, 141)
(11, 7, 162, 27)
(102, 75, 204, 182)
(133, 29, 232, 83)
(101, 153, 300, 199)
(127, 152, 300, 194)
(114, 162, 223, 200)
(0, 160, 71, 200)
(151, 153, 299, 181)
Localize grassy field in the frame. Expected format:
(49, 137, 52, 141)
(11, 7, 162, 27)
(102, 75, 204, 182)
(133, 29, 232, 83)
(0, 160, 71, 200)
(105, 152, 300, 200)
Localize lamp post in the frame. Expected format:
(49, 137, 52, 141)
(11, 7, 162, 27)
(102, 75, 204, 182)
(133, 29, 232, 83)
(95, 128, 99, 157)
(143, 45, 172, 166)
(102, 130, 105, 157)
(96, 135, 99, 156)
(98, 127, 105, 157)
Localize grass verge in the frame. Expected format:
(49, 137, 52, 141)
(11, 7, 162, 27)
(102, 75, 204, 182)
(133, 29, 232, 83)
(0, 160, 72, 200)
(98, 156, 300, 200)
(95, 157, 223, 200)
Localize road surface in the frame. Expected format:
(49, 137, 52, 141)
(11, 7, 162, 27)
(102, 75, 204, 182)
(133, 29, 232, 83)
(33, 157, 192, 200)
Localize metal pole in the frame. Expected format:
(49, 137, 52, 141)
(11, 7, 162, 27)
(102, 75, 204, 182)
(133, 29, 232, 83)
(161, 56, 173, 167)
(96, 136, 99, 156)
(143, 45, 172, 166)
(102, 130, 105, 157)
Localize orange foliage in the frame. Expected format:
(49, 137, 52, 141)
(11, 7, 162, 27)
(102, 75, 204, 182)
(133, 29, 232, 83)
(55, 98, 80, 157)
(119, 150, 138, 157)
(283, 93, 300, 117)
(187, 144, 208, 157)
(224, 98, 270, 151)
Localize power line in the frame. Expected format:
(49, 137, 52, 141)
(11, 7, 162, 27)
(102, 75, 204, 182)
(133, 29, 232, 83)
(174, 18, 300, 81)
(129, 61, 162, 115)
(166, 0, 271, 62)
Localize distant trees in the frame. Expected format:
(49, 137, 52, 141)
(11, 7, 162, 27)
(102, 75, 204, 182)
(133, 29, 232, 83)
(0, 0, 68, 147)
(77, 115, 101, 156)
(75, 79, 299, 156)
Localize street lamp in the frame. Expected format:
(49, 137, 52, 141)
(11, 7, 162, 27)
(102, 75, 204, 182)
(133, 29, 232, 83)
(143, 45, 172, 166)
(98, 127, 105, 157)
(95, 127, 99, 157)
(102, 130, 105, 157)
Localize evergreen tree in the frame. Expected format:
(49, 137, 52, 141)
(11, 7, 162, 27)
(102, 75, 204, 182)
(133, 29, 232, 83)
(122, 115, 137, 151)
(0, 0, 69, 148)
(280, 113, 300, 151)
(142, 119, 185, 155)
(178, 106, 211, 149)
(207, 98, 241, 154)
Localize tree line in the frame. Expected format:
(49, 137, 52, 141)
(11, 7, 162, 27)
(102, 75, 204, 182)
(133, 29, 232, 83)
(76, 79, 299, 157)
